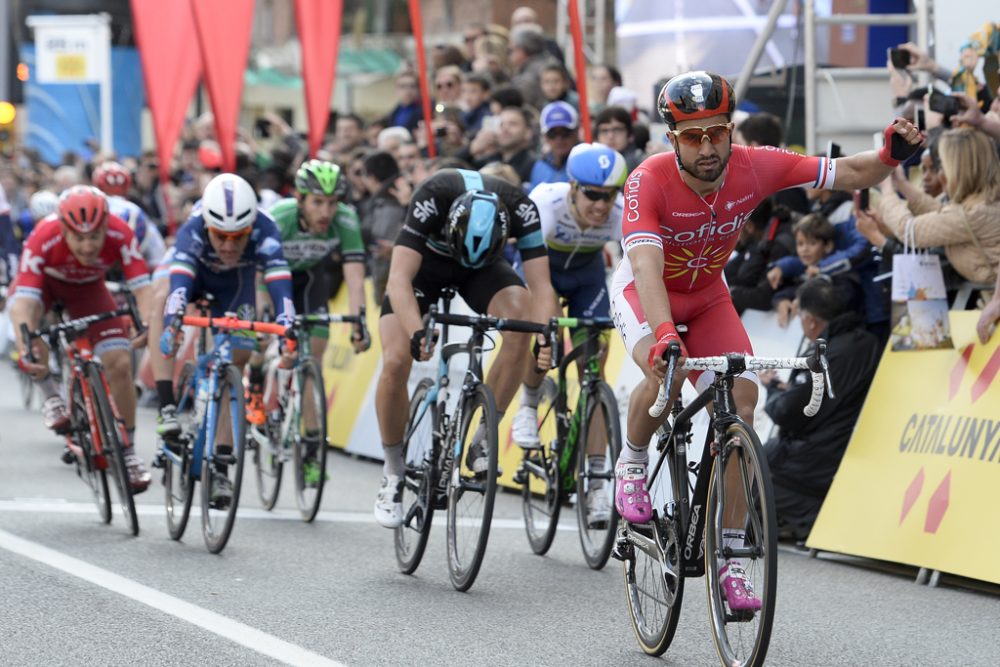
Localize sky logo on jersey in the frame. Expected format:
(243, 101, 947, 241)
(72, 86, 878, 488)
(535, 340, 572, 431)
(515, 201, 540, 228)
(412, 198, 438, 223)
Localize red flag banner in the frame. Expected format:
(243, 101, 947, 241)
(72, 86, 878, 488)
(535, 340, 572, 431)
(191, 0, 255, 173)
(406, 0, 435, 158)
(295, 0, 344, 157)
(567, 1, 592, 142)
(130, 0, 201, 184)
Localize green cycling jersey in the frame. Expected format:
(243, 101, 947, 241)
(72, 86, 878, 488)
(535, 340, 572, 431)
(269, 197, 366, 272)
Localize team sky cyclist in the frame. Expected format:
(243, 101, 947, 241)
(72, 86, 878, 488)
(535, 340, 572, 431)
(611, 71, 922, 612)
(513, 142, 627, 527)
(373, 168, 559, 528)
(91, 161, 167, 270)
(246, 159, 370, 426)
(10, 185, 154, 491)
(155, 173, 296, 506)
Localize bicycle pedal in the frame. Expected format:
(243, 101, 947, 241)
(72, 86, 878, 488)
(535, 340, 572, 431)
(60, 449, 75, 465)
(512, 467, 527, 485)
(214, 454, 237, 466)
(726, 610, 756, 623)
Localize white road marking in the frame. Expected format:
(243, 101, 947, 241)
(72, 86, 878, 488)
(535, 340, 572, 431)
(0, 498, 581, 531)
(0, 527, 348, 667)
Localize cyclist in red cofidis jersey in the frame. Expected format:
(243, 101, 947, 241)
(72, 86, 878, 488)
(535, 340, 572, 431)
(610, 71, 922, 612)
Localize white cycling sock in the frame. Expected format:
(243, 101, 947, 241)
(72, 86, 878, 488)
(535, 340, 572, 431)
(382, 442, 404, 478)
(520, 382, 542, 409)
(588, 455, 607, 490)
(718, 528, 747, 570)
(617, 437, 648, 466)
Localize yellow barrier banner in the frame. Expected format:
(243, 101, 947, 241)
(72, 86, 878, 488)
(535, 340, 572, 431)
(808, 311, 1000, 584)
(322, 281, 382, 448)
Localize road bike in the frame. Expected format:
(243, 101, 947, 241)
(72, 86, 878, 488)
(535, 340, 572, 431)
(250, 309, 369, 522)
(616, 343, 832, 667)
(157, 304, 290, 553)
(515, 315, 621, 569)
(21, 295, 145, 536)
(395, 288, 546, 591)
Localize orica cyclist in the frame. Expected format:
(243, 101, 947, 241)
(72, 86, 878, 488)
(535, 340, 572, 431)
(246, 159, 370, 425)
(373, 168, 559, 528)
(512, 142, 627, 527)
(611, 71, 922, 611)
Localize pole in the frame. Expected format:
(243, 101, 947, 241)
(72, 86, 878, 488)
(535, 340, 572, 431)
(568, 0, 591, 142)
(804, 0, 817, 155)
(97, 14, 112, 152)
(733, 0, 789, 105)
(407, 0, 435, 158)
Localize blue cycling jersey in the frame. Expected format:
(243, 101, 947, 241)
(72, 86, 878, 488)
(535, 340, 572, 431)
(107, 195, 166, 267)
(164, 206, 294, 330)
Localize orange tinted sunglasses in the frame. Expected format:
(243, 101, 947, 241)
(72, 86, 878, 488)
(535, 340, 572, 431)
(670, 122, 734, 147)
(208, 227, 252, 241)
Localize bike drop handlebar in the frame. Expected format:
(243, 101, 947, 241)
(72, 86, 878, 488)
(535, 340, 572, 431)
(20, 294, 146, 364)
(647, 340, 835, 420)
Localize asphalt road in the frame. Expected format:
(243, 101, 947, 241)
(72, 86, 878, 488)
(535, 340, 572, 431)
(0, 363, 997, 666)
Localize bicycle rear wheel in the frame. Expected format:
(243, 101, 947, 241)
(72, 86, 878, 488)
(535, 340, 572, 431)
(623, 432, 685, 656)
(446, 383, 498, 592)
(704, 421, 777, 667)
(395, 378, 437, 574)
(292, 358, 327, 522)
(89, 365, 138, 536)
(251, 416, 283, 511)
(165, 361, 196, 540)
(201, 365, 247, 554)
(520, 376, 561, 555)
(69, 376, 111, 524)
(576, 380, 621, 570)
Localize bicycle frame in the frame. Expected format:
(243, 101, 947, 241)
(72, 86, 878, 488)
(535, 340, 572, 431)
(160, 328, 242, 480)
(61, 335, 113, 470)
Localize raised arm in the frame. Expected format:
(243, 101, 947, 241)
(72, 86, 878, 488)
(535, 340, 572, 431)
(832, 119, 923, 191)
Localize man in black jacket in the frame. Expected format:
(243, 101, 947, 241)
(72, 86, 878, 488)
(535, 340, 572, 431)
(759, 277, 881, 539)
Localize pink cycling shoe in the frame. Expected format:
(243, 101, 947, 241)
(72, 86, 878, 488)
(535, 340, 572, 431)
(614, 462, 652, 524)
(719, 561, 763, 612)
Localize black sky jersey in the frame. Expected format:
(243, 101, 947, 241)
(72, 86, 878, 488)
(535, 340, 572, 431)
(396, 169, 547, 263)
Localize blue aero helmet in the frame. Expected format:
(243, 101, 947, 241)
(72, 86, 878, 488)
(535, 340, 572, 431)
(445, 189, 510, 268)
(566, 143, 628, 188)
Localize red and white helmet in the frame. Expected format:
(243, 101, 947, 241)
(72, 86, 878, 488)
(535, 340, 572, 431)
(92, 161, 132, 197)
(58, 185, 109, 234)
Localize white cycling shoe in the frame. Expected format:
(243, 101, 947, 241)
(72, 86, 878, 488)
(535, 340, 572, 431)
(511, 405, 541, 450)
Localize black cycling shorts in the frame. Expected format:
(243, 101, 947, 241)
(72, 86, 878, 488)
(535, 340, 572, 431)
(292, 255, 342, 339)
(380, 251, 525, 317)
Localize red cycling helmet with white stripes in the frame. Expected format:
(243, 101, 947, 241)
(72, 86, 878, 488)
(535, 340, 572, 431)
(58, 185, 109, 234)
(92, 161, 132, 197)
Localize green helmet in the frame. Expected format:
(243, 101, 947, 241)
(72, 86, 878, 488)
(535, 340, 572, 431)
(295, 159, 347, 197)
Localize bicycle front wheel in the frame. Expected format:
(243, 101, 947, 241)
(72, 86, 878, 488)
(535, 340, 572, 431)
(201, 364, 247, 554)
(292, 358, 328, 522)
(576, 380, 621, 570)
(69, 376, 111, 524)
(623, 433, 685, 656)
(446, 383, 498, 592)
(704, 421, 777, 667)
(89, 365, 138, 536)
(165, 361, 196, 540)
(395, 378, 437, 574)
(521, 376, 561, 555)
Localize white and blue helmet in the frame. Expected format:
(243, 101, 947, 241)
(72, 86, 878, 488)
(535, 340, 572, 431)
(567, 143, 628, 188)
(201, 173, 258, 233)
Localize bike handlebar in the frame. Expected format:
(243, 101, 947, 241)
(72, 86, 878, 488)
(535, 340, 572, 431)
(648, 341, 835, 419)
(181, 315, 292, 338)
(20, 301, 143, 363)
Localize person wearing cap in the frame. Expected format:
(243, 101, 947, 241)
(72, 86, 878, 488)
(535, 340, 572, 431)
(529, 101, 581, 189)
(514, 143, 629, 527)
